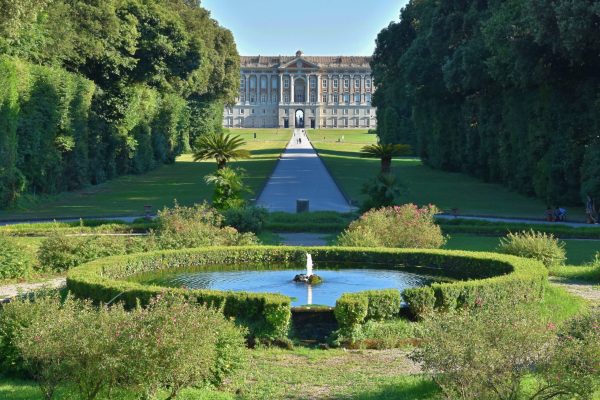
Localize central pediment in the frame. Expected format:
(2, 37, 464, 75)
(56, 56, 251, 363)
(279, 56, 320, 71)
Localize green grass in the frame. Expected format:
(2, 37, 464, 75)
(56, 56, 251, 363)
(307, 128, 376, 143)
(0, 348, 439, 400)
(229, 128, 292, 142)
(309, 132, 586, 220)
(0, 138, 289, 221)
(444, 234, 600, 265)
(531, 284, 589, 324)
(550, 264, 600, 283)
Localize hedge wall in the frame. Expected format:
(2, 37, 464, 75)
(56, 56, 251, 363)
(67, 246, 548, 337)
(0, 56, 191, 207)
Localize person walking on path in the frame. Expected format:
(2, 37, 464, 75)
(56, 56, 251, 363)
(586, 195, 598, 224)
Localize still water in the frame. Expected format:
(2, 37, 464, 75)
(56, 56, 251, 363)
(131, 266, 429, 307)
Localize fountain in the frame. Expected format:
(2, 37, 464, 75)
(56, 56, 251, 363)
(293, 253, 323, 284)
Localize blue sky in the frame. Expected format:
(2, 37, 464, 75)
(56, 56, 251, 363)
(201, 0, 409, 56)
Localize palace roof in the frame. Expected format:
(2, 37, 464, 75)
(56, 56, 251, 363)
(240, 55, 372, 69)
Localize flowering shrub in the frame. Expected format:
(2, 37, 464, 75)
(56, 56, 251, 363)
(337, 204, 446, 248)
(498, 230, 566, 268)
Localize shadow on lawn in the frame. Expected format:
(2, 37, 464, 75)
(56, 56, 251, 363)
(338, 379, 440, 400)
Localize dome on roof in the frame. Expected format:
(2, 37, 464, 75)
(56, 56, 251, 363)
(296, 50, 303, 57)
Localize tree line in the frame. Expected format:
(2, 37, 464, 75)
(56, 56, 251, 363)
(0, 0, 239, 208)
(372, 0, 600, 207)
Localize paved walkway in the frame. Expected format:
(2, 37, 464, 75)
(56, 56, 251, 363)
(256, 129, 352, 213)
(0, 277, 66, 303)
(278, 233, 329, 246)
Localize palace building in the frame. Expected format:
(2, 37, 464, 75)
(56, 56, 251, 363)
(223, 50, 377, 129)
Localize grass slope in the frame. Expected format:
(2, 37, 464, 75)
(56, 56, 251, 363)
(0, 133, 290, 221)
(308, 132, 586, 220)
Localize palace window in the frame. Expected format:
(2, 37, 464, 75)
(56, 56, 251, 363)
(355, 79, 360, 88)
(354, 94, 361, 103)
(271, 90, 277, 102)
(333, 109, 337, 115)
(366, 109, 371, 115)
(343, 109, 349, 115)
(285, 109, 289, 115)
(366, 119, 370, 127)
(322, 94, 327, 103)
(366, 94, 372, 103)
(284, 78, 289, 88)
(261, 78, 267, 89)
(250, 95, 256, 103)
(344, 79, 349, 89)
(310, 93, 316, 103)
(261, 94, 266, 103)
(284, 93, 290, 103)
(251, 109, 255, 114)
(227, 108, 233, 115)
(310, 78, 316, 88)
(366, 79, 371, 88)
(354, 108, 359, 115)
(227, 117, 233, 126)
(240, 109, 245, 115)
(344, 94, 350, 103)
(333, 94, 339, 103)
(240, 93, 245, 102)
(322, 109, 327, 114)
(322, 79, 328, 89)
(343, 118, 348, 127)
(333, 79, 338, 89)
(240, 78, 245, 88)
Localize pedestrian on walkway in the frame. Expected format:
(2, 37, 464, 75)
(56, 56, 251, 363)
(586, 195, 598, 224)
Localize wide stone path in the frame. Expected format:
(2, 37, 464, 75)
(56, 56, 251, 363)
(256, 129, 352, 212)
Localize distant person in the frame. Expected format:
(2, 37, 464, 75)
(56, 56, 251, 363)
(586, 195, 597, 224)
(554, 206, 567, 222)
(545, 207, 553, 222)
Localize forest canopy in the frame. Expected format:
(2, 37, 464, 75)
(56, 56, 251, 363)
(372, 0, 600, 206)
(0, 0, 239, 207)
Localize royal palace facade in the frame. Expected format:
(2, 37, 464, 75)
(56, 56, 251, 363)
(223, 50, 377, 129)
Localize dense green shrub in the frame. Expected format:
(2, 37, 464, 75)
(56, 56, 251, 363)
(334, 293, 368, 335)
(334, 289, 402, 342)
(152, 202, 257, 249)
(37, 232, 148, 272)
(10, 295, 246, 400)
(498, 230, 566, 268)
(413, 305, 600, 400)
(337, 204, 446, 248)
(223, 206, 268, 233)
(0, 236, 32, 279)
(402, 287, 436, 319)
(0, 290, 61, 378)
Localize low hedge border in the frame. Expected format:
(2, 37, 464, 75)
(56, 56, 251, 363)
(67, 246, 547, 337)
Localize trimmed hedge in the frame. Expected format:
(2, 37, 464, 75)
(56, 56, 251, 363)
(335, 289, 402, 331)
(67, 247, 548, 336)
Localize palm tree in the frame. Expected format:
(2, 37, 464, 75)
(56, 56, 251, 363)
(360, 143, 411, 174)
(193, 132, 251, 169)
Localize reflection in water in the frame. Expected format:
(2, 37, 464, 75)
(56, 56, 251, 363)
(131, 267, 429, 307)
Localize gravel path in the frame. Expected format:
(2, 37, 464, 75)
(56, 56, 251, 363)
(0, 278, 66, 303)
(550, 278, 600, 304)
(256, 129, 352, 213)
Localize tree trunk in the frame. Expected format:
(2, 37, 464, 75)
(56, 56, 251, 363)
(381, 157, 392, 174)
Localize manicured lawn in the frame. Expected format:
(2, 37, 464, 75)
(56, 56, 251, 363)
(307, 129, 376, 143)
(309, 132, 586, 220)
(0, 138, 289, 221)
(230, 128, 292, 142)
(444, 234, 600, 265)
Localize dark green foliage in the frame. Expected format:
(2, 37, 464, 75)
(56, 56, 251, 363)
(334, 293, 369, 332)
(0, 0, 240, 207)
(223, 206, 268, 233)
(372, 0, 600, 208)
(0, 236, 32, 279)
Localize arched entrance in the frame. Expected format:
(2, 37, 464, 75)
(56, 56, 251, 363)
(295, 109, 304, 128)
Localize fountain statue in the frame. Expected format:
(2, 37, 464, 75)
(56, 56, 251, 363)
(293, 253, 323, 284)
